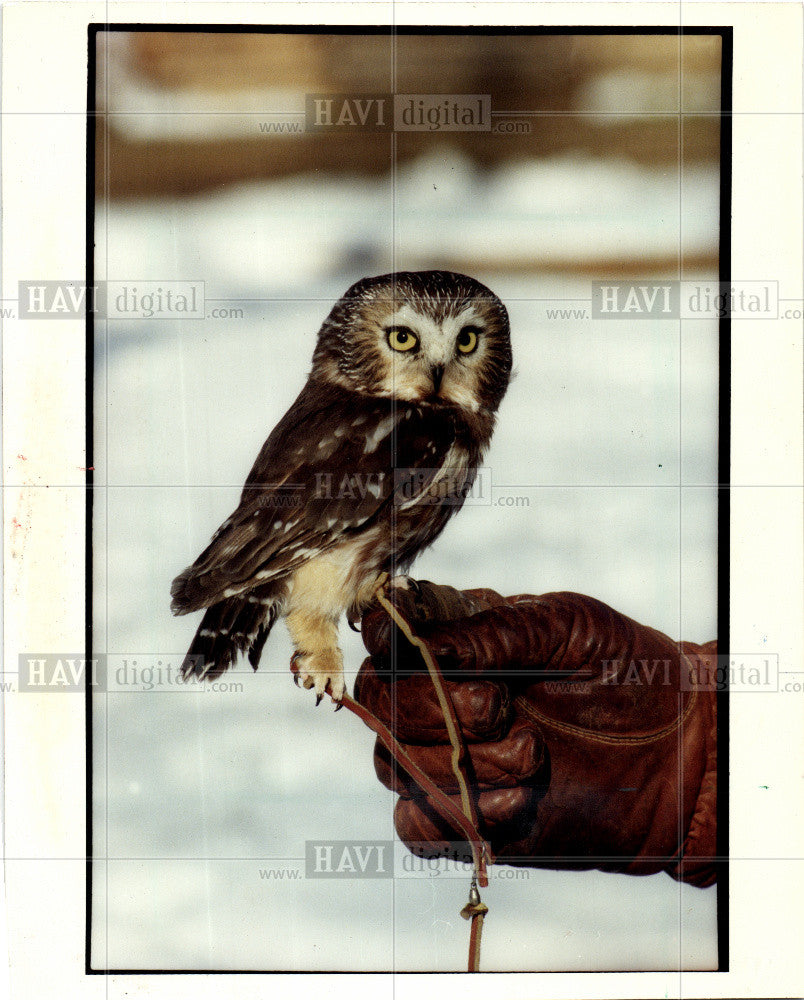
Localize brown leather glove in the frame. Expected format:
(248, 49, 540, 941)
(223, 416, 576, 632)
(354, 580, 718, 888)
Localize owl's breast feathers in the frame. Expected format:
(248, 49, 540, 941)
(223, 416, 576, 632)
(170, 380, 492, 616)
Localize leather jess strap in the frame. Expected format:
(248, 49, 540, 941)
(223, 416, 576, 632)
(340, 691, 492, 873)
(337, 588, 494, 971)
(338, 691, 491, 972)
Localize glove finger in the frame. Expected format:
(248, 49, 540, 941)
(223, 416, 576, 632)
(354, 658, 511, 743)
(361, 579, 504, 659)
(373, 715, 549, 794)
(363, 602, 557, 677)
(394, 785, 546, 858)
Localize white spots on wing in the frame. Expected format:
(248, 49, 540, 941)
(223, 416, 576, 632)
(212, 515, 234, 540)
(273, 520, 283, 530)
(222, 587, 241, 598)
(233, 630, 258, 644)
(256, 568, 279, 580)
(284, 522, 296, 533)
(248, 593, 276, 606)
(333, 425, 345, 437)
(285, 537, 320, 562)
(326, 517, 340, 529)
(363, 413, 398, 454)
(352, 414, 367, 427)
(200, 628, 216, 637)
(366, 480, 382, 499)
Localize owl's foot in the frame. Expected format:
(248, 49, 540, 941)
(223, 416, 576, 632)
(289, 650, 346, 703)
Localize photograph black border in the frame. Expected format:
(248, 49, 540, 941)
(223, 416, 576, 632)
(85, 22, 732, 976)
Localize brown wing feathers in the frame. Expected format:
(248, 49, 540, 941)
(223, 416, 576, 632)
(171, 383, 467, 680)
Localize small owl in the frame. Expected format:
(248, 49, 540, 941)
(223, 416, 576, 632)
(171, 270, 511, 701)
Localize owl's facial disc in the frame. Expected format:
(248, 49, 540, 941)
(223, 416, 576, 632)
(374, 304, 488, 410)
(311, 272, 510, 413)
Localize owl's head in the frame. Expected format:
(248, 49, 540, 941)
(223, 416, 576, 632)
(311, 271, 512, 414)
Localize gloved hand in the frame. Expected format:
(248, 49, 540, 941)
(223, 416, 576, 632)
(354, 580, 718, 887)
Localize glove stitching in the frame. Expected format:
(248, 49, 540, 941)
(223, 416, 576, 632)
(513, 684, 697, 746)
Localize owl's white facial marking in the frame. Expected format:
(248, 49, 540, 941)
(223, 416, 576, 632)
(309, 270, 511, 421)
(372, 304, 489, 411)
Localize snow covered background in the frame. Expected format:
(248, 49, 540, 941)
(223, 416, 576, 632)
(91, 151, 720, 971)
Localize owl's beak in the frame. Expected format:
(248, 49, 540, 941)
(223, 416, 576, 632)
(429, 365, 445, 394)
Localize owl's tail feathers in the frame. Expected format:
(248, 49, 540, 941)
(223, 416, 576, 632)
(178, 594, 281, 682)
(170, 565, 222, 617)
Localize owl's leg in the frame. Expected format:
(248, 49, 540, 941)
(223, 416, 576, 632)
(346, 572, 392, 630)
(285, 608, 345, 702)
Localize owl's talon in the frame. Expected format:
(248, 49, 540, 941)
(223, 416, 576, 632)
(291, 650, 345, 703)
(290, 653, 302, 686)
(334, 702, 343, 712)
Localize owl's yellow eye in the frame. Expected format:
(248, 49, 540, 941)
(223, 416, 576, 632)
(386, 326, 419, 352)
(456, 326, 480, 354)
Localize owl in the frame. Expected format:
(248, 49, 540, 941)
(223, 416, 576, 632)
(171, 270, 511, 702)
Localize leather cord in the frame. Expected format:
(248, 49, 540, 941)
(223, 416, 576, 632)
(336, 586, 493, 971)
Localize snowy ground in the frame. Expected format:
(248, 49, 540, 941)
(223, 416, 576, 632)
(91, 154, 720, 971)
